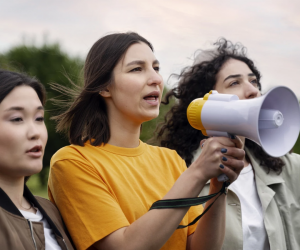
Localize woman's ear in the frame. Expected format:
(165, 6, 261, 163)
(99, 88, 111, 98)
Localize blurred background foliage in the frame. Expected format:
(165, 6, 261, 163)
(0, 42, 299, 198)
(0, 42, 174, 197)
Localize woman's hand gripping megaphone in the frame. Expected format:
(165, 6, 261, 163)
(189, 136, 245, 188)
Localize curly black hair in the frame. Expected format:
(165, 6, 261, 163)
(156, 38, 284, 173)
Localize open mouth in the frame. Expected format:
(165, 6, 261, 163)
(143, 91, 160, 102)
(27, 145, 42, 153)
(144, 95, 158, 101)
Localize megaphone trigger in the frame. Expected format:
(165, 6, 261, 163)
(218, 174, 229, 182)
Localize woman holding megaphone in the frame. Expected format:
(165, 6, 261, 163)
(156, 38, 300, 250)
(48, 32, 245, 250)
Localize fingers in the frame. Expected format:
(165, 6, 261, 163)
(200, 137, 245, 160)
(195, 136, 245, 183)
(221, 155, 244, 172)
(220, 151, 244, 183)
(219, 162, 244, 183)
(200, 139, 206, 148)
(228, 134, 243, 149)
(222, 147, 245, 160)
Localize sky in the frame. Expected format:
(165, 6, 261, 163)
(1, 0, 300, 97)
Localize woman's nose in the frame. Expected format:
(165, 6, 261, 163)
(27, 123, 40, 140)
(147, 69, 163, 86)
(245, 82, 260, 99)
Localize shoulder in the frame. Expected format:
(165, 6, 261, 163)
(144, 143, 182, 159)
(281, 152, 300, 176)
(144, 143, 187, 170)
(35, 196, 57, 209)
(51, 143, 94, 166)
(34, 196, 62, 218)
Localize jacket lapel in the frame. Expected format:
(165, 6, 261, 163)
(245, 148, 284, 214)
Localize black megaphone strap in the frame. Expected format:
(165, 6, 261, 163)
(149, 182, 228, 229)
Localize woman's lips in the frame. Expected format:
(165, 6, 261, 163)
(144, 96, 159, 105)
(26, 145, 43, 158)
(143, 91, 160, 105)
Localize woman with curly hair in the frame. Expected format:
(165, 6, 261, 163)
(156, 38, 300, 250)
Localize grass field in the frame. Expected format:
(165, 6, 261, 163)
(27, 174, 48, 199)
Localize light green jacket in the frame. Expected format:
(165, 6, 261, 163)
(199, 148, 300, 250)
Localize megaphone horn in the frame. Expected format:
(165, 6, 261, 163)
(187, 86, 300, 181)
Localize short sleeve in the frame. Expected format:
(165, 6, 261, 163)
(48, 159, 130, 250)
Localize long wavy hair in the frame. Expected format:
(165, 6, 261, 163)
(156, 38, 285, 173)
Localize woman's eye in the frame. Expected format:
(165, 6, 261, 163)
(251, 79, 258, 85)
(130, 67, 142, 72)
(11, 117, 23, 122)
(230, 81, 238, 87)
(154, 66, 160, 72)
(36, 117, 44, 122)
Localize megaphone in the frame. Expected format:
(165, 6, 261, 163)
(187, 86, 300, 181)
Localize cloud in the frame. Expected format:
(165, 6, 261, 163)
(0, 0, 299, 96)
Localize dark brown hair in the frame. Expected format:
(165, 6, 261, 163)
(0, 69, 46, 182)
(156, 38, 285, 173)
(53, 32, 153, 146)
(0, 70, 46, 106)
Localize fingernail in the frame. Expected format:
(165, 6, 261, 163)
(222, 156, 227, 161)
(221, 148, 227, 153)
(229, 134, 236, 139)
(219, 164, 225, 169)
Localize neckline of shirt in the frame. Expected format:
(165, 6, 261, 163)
(240, 163, 252, 175)
(19, 207, 42, 220)
(88, 140, 146, 156)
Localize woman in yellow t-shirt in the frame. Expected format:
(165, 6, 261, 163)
(48, 32, 244, 250)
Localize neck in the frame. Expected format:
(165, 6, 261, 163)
(0, 174, 26, 210)
(240, 136, 250, 167)
(107, 115, 141, 148)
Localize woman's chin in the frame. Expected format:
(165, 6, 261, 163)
(142, 110, 160, 122)
(21, 162, 43, 177)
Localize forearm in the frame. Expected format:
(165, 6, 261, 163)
(96, 167, 207, 250)
(189, 184, 226, 250)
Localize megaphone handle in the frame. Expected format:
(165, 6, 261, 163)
(206, 132, 233, 182)
(217, 174, 229, 182)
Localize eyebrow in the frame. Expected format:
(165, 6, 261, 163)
(223, 73, 256, 82)
(4, 106, 44, 111)
(126, 59, 160, 67)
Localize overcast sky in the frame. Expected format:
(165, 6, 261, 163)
(1, 0, 300, 97)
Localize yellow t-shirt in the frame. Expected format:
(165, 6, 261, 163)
(48, 140, 203, 250)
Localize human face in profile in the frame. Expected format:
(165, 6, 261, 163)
(103, 42, 163, 125)
(0, 85, 48, 180)
(214, 58, 261, 100)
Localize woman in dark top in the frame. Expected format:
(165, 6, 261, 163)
(0, 69, 75, 250)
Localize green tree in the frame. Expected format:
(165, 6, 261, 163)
(0, 43, 84, 186)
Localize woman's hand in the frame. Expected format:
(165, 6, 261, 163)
(189, 136, 245, 189)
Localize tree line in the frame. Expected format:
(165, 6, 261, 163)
(0, 42, 299, 186)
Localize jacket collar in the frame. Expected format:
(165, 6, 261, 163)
(0, 185, 63, 238)
(245, 147, 285, 186)
(0, 187, 23, 217)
